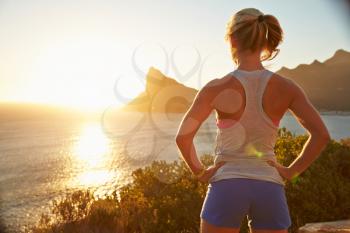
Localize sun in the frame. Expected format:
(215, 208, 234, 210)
(24, 38, 134, 112)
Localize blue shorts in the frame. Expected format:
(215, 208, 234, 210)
(200, 178, 292, 230)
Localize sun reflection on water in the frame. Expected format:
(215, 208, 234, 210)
(76, 170, 114, 187)
(74, 123, 110, 168)
(71, 122, 116, 190)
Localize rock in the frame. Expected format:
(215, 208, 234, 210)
(298, 219, 350, 233)
(122, 67, 198, 113)
(276, 49, 350, 111)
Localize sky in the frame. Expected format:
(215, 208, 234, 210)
(0, 0, 349, 111)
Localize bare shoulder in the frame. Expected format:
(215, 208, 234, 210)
(272, 73, 330, 138)
(271, 72, 293, 86)
(272, 73, 316, 117)
(204, 73, 233, 89)
(270, 72, 300, 95)
(198, 74, 233, 97)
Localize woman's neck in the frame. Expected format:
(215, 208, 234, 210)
(236, 49, 264, 71)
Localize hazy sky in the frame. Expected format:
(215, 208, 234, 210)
(0, 0, 349, 110)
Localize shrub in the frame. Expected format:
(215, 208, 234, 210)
(28, 127, 350, 233)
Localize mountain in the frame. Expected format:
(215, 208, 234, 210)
(123, 49, 350, 112)
(121, 67, 198, 112)
(276, 49, 350, 111)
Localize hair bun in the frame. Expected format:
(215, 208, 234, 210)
(224, 8, 283, 64)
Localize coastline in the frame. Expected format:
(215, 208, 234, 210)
(319, 110, 350, 116)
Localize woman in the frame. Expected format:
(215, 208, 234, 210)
(175, 8, 330, 233)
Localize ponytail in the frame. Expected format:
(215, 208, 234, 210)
(225, 8, 283, 64)
(262, 14, 283, 61)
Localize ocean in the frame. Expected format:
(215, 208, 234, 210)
(0, 111, 349, 232)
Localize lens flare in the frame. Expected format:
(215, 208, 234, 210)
(245, 143, 264, 158)
(290, 172, 300, 184)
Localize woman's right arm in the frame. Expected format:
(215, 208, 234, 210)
(286, 80, 330, 179)
(267, 79, 331, 180)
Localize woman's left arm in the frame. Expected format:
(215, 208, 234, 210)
(175, 81, 224, 179)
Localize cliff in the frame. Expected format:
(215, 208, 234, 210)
(121, 67, 198, 113)
(276, 49, 350, 111)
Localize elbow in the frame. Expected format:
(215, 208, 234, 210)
(319, 131, 331, 144)
(310, 129, 331, 145)
(175, 134, 184, 146)
(323, 132, 331, 144)
(175, 134, 192, 146)
(175, 135, 180, 145)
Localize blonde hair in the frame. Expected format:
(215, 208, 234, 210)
(225, 8, 283, 64)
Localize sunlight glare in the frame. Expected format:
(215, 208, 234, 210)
(76, 170, 114, 187)
(28, 39, 127, 111)
(74, 123, 110, 168)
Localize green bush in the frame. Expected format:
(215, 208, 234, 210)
(28, 127, 350, 233)
(277, 131, 350, 232)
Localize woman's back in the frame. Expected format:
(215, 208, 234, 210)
(210, 69, 293, 128)
(206, 68, 294, 185)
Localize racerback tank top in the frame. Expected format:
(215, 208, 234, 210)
(209, 68, 285, 186)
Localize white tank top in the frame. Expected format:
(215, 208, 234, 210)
(209, 68, 285, 186)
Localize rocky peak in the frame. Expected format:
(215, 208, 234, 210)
(123, 66, 198, 112)
(310, 59, 322, 66)
(334, 48, 349, 57)
(324, 49, 350, 65)
(146, 67, 179, 96)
